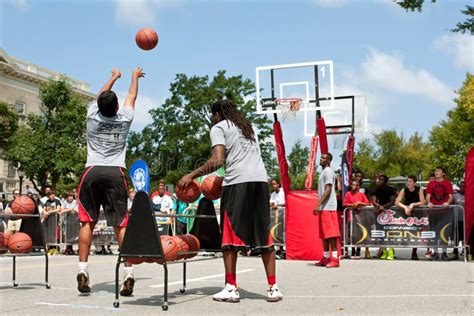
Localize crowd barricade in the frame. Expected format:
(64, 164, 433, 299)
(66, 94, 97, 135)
(61, 212, 80, 246)
(269, 206, 286, 246)
(92, 212, 117, 247)
(342, 205, 469, 262)
(42, 213, 59, 248)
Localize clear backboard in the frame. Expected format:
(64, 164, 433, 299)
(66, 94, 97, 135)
(256, 60, 335, 114)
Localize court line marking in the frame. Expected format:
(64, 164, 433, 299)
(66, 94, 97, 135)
(285, 294, 474, 298)
(149, 269, 255, 288)
(35, 302, 124, 311)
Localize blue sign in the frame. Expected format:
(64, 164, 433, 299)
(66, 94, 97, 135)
(129, 160, 150, 193)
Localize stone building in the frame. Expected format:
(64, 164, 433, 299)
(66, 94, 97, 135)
(0, 48, 95, 198)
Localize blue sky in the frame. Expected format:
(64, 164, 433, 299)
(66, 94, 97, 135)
(1, 0, 472, 166)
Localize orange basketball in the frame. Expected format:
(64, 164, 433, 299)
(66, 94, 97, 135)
(155, 235, 180, 264)
(126, 257, 146, 265)
(175, 180, 201, 203)
(201, 176, 223, 200)
(11, 196, 36, 215)
(135, 27, 158, 50)
(0, 232, 10, 254)
(181, 234, 200, 259)
(173, 235, 190, 260)
(8, 232, 32, 253)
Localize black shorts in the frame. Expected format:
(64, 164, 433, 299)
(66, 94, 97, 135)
(220, 182, 274, 253)
(77, 166, 129, 227)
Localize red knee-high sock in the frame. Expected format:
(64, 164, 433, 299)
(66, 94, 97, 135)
(267, 275, 276, 286)
(225, 273, 236, 286)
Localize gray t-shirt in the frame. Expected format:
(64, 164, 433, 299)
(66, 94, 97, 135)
(210, 120, 268, 186)
(318, 166, 337, 211)
(86, 103, 133, 168)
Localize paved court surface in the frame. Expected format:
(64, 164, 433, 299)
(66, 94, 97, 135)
(0, 250, 473, 315)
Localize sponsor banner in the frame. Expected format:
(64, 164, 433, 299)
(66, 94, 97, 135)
(129, 159, 150, 193)
(350, 206, 460, 247)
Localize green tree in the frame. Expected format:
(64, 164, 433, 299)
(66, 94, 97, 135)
(127, 71, 273, 185)
(0, 101, 18, 151)
(429, 73, 474, 180)
(5, 77, 88, 192)
(353, 138, 377, 179)
(398, 1, 473, 34)
(287, 140, 310, 189)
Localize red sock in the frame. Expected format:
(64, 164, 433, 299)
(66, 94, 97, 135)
(267, 275, 276, 286)
(225, 273, 236, 286)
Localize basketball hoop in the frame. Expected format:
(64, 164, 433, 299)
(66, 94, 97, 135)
(329, 128, 349, 150)
(275, 98, 302, 122)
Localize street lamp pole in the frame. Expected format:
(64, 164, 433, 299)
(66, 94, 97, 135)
(17, 169, 25, 195)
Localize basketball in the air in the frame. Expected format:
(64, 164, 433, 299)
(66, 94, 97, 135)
(0, 232, 10, 254)
(201, 176, 223, 200)
(181, 234, 200, 259)
(8, 232, 32, 253)
(176, 180, 201, 203)
(11, 196, 36, 215)
(155, 235, 181, 264)
(135, 27, 158, 50)
(173, 235, 190, 260)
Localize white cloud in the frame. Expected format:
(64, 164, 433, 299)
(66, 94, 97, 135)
(7, 0, 30, 11)
(361, 48, 455, 106)
(117, 92, 165, 132)
(115, 0, 183, 27)
(433, 34, 474, 71)
(312, 0, 349, 8)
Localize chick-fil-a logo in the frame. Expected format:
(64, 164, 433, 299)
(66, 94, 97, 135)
(377, 210, 429, 226)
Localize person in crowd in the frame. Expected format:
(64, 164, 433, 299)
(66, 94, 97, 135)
(151, 180, 175, 230)
(395, 175, 426, 260)
(40, 185, 52, 205)
(60, 192, 78, 255)
(76, 67, 144, 295)
(127, 188, 136, 212)
(343, 180, 371, 259)
(313, 153, 340, 268)
(43, 191, 62, 255)
(173, 193, 190, 235)
(371, 175, 397, 260)
(425, 166, 454, 261)
(5, 189, 22, 235)
(269, 178, 285, 260)
(178, 99, 282, 302)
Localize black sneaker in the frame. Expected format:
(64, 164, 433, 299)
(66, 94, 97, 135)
(77, 270, 91, 293)
(411, 253, 419, 260)
(120, 274, 135, 296)
(431, 253, 440, 261)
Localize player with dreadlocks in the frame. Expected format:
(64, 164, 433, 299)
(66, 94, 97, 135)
(178, 99, 283, 303)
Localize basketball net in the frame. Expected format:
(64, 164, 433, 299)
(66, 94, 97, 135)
(330, 128, 349, 150)
(275, 98, 302, 122)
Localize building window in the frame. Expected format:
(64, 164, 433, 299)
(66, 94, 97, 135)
(8, 164, 16, 178)
(15, 101, 26, 116)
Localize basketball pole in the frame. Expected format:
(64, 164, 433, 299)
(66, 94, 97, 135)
(271, 69, 278, 122)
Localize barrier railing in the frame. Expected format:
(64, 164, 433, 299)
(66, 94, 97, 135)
(342, 205, 469, 262)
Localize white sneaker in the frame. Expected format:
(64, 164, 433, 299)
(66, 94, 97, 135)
(120, 274, 135, 296)
(212, 283, 240, 303)
(77, 270, 90, 293)
(267, 284, 283, 302)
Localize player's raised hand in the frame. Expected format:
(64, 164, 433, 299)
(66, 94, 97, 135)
(111, 68, 121, 79)
(133, 67, 145, 79)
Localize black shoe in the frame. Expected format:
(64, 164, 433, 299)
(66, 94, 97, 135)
(77, 270, 91, 293)
(441, 252, 449, 261)
(431, 253, 440, 261)
(411, 253, 419, 260)
(120, 274, 135, 296)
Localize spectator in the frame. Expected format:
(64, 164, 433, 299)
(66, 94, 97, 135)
(5, 189, 22, 235)
(343, 180, 371, 259)
(60, 192, 78, 255)
(40, 185, 52, 205)
(151, 180, 174, 229)
(127, 188, 136, 212)
(371, 174, 397, 260)
(353, 169, 369, 198)
(395, 175, 426, 260)
(425, 166, 454, 261)
(43, 191, 62, 255)
(269, 179, 285, 260)
(173, 194, 190, 235)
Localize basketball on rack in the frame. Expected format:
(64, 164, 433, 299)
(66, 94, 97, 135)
(201, 176, 223, 200)
(181, 234, 200, 259)
(155, 235, 181, 264)
(173, 235, 190, 260)
(0, 232, 10, 254)
(126, 257, 146, 265)
(8, 232, 32, 253)
(135, 27, 159, 50)
(11, 196, 36, 215)
(175, 180, 201, 203)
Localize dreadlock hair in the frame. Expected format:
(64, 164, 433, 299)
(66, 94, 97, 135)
(211, 100, 256, 142)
